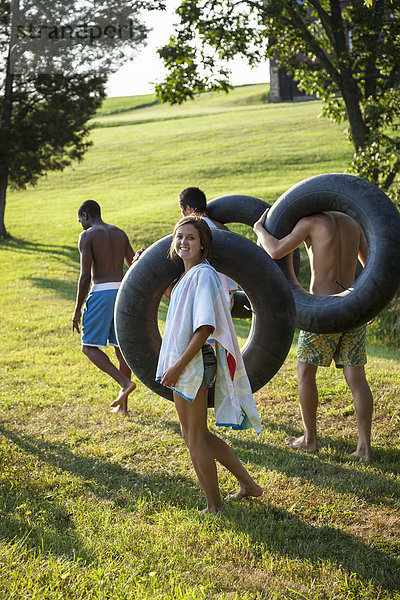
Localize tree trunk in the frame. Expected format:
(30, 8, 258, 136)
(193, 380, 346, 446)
(0, 0, 19, 239)
(328, 0, 369, 151)
(339, 71, 369, 151)
(0, 175, 9, 238)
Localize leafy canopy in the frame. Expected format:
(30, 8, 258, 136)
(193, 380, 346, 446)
(0, 0, 164, 236)
(156, 0, 400, 203)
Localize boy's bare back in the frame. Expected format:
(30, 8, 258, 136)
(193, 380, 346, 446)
(304, 211, 367, 295)
(80, 222, 130, 284)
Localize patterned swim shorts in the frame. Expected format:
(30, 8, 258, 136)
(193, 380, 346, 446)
(297, 325, 367, 368)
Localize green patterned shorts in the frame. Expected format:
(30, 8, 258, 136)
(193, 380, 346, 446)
(297, 325, 367, 368)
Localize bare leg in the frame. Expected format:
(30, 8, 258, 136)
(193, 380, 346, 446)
(285, 362, 319, 453)
(111, 346, 135, 415)
(82, 345, 135, 414)
(206, 432, 262, 500)
(174, 389, 262, 511)
(174, 388, 222, 513)
(115, 346, 131, 378)
(343, 366, 373, 463)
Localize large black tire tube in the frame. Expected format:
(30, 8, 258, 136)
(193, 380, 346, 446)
(264, 173, 400, 333)
(115, 229, 295, 401)
(207, 194, 270, 226)
(207, 193, 300, 276)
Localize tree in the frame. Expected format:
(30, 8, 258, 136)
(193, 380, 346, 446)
(155, 0, 400, 204)
(0, 0, 163, 238)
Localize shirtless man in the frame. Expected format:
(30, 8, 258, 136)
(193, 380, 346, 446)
(72, 200, 136, 416)
(253, 209, 374, 462)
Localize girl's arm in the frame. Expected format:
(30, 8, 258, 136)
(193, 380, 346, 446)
(160, 324, 213, 387)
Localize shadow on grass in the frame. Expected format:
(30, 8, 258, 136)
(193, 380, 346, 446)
(230, 420, 400, 513)
(0, 425, 197, 562)
(2, 423, 399, 591)
(97, 100, 159, 117)
(0, 236, 78, 262)
(221, 501, 400, 592)
(150, 419, 400, 590)
(28, 277, 77, 300)
(262, 417, 400, 472)
(159, 417, 400, 510)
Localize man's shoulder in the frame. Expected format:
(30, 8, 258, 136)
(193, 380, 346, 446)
(89, 222, 127, 238)
(78, 228, 91, 245)
(301, 213, 324, 224)
(105, 223, 128, 238)
(290, 214, 319, 234)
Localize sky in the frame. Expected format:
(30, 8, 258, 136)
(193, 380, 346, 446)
(106, 2, 269, 97)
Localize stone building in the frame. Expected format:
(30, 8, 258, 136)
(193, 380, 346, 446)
(269, 58, 309, 102)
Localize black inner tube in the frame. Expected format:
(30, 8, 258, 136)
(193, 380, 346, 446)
(265, 173, 400, 333)
(115, 230, 295, 401)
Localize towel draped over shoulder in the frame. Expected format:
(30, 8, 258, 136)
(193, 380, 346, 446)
(156, 263, 261, 435)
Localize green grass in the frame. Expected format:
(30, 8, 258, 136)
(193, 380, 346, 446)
(1, 84, 399, 599)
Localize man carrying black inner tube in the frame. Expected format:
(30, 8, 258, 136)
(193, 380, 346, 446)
(178, 186, 238, 307)
(254, 209, 374, 462)
(72, 200, 139, 416)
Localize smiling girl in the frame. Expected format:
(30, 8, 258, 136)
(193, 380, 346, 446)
(156, 215, 262, 513)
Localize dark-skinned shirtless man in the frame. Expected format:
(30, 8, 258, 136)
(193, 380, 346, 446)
(72, 200, 137, 416)
(254, 209, 374, 462)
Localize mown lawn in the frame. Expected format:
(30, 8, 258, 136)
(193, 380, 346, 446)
(0, 84, 399, 599)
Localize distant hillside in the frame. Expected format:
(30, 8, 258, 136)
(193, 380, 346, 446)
(98, 84, 270, 118)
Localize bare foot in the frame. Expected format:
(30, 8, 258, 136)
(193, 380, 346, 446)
(349, 448, 373, 463)
(285, 435, 319, 453)
(110, 381, 136, 414)
(201, 506, 223, 514)
(110, 396, 129, 417)
(226, 483, 263, 501)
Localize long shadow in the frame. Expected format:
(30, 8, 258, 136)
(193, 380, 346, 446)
(28, 277, 77, 300)
(92, 107, 268, 130)
(158, 417, 400, 510)
(0, 431, 93, 562)
(0, 236, 78, 263)
(229, 423, 400, 511)
(0, 475, 93, 563)
(2, 424, 399, 591)
(262, 416, 400, 475)
(1, 237, 81, 300)
(220, 501, 400, 591)
(140, 419, 400, 591)
(0, 425, 197, 561)
(97, 100, 158, 117)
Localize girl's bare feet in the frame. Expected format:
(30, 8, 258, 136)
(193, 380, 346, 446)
(226, 483, 263, 501)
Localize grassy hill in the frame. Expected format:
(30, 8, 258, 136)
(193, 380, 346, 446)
(1, 85, 399, 599)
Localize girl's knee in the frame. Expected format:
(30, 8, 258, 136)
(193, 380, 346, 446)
(183, 429, 209, 452)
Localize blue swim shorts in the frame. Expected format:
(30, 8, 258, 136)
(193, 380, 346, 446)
(81, 282, 120, 348)
(297, 325, 367, 368)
